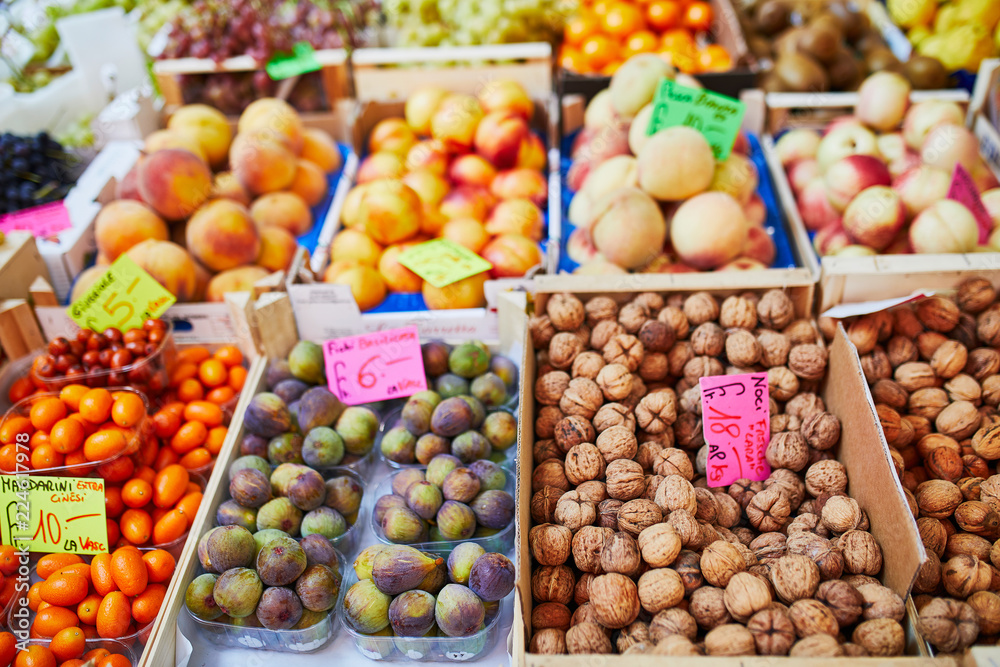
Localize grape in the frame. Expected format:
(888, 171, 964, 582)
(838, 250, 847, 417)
(0, 131, 78, 215)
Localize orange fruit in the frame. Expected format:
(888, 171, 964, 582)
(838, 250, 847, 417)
(151, 409, 181, 440)
(37, 555, 83, 580)
(58, 385, 89, 412)
(178, 448, 211, 470)
(90, 554, 117, 597)
(32, 607, 79, 638)
(106, 520, 121, 547)
(174, 492, 203, 527)
(175, 379, 203, 404)
(29, 397, 67, 432)
(0, 577, 17, 609)
(30, 445, 63, 471)
(683, 0, 712, 31)
(76, 594, 102, 626)
(168, 363, 198, 388)
(110, 393, 144, 429)
(647, 0, 682, 31)
(104, 487, 124, 519)
(28, 583, 44, 612)
(197, 359, 226, 388)
(49, 419, 85, 455)
(176, 347, 211, 366)
(153, 465, 190, 509)
(153, 447, 179, 471)
(9, 377, 34, 404)
(564, 11, 599, 46)
(170, 422, 207, 455)
(0, 545, 17, 577)
(227, 366, 247, 392)
(119, 510, 152, 546)
(53, 564, 90, 583)
(142, 550, 176, 584)
(96, 592, 131, 639)
(81, 650, 109, 664)
(121, 479, 153, 509)
(96, 656, 130, 667)
(182, 402, 223, 428)
(14, 645, 55, 667)
(212, 345, 243, 368)
(97, 456, 134, 484)
(133, 465, 157, 485)
(581, 35, 618, 71)
(204, 427, 227, 456)
(78, 389, 113, 425)
(591, 0, 612, 17)
(624, 30, 660, 57)
(28, 431, 49, 451)
(205, 386, 235, 405)
(130, 584, 166, 625)
(62, 660, 86, 667)
(152, 509, 187, 546)
(110, 547, 148, 597)
(39, 573, 89, 607)
(602, 2, 645, 37)
(0, 445, 19, 473)
(1, 416, 34, 445)
(50, 627, 86, 661)
(83, 430, 127, 462)
(560, 46, 590, 73)
(698, 44, 732, 72)
(0, 632, 15, 667)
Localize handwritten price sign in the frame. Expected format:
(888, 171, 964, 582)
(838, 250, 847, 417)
(947, 164, 994, 244)
(323, 325, 427, 405)
(699, 373, 770, 487)
(0, 475, 108, 554)
(67, 255, 175, 332)
(646, 78, 746, 161)
(398, 239, 492, 288)
(0, 201, 73, 238)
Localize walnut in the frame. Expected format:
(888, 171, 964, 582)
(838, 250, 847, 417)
(840, 530, 883, 575)
(787, 344, 827, 381)
(721, 571, 771, 623)
(850, 618, 904, 656)
(790, 634, 844, 657)
(594, 363, 631, 402)
(750, 532, 786, 563)
(570, 351, 604, 380)
(946, 533, 992, 560)
(968, 590, 1000, 635)
(555, 490, 596, 532)
(603, 334, 644, 372)
(763, 431, 808, 472)
(786, 533, 843, 581)
(572, 525, 613, 574)
(530, 523, 573, 566)
(872, 379, 908, 411)
(623, 377, 647, 411)
(532, 565, 575, 605)
(720, 329, 760, 368)
(638, 319, 675, 354)
(577, 480, 607, 502)
(729, 479, 763, 510)
(562, 443, 602, 485)
(917, 517, 948, 558)
(615, 302, 648, 334)
(674, 412, 705, 450)
(635, 441, 664, 473)
(679, 385, 703, 415)
(743, 606, 794, 656)
(861, 347, 892, 382)
(635, 523, 680, 568)
(573, 574, 594, 606)
(954, 500, 1000, 536)
(973, 423, 1000, 460)
(553, 416, 595, 454)
(547, 293, 585, 331)
(584, 295, 618, 325)
(617, 499, 661, 537)
(754, 331, 788, 369)
(804, 460, 847, 497)
(985, 376, 1000, 407)
(643, 474, 664, 501)
(968, 347, 1000, 381)
(946, 373, 982, 405)
(842, 643, 870, 657)
(943, 554, 993, 598)
(895, 361, 937, 392)
(917, 331, 949, 361)
(769, 554, 820, 604)
(767, 366, 800, 401)
(535, 406, 564, 439)
(650, 607, 697, 642)
(589, 572, 641, 629)
(690, 322, 724, 357)
(532, 602, 572, 632)
(916, 479, 962, 518)
(632, 390, 677, 435)
(655, 306, 687, 339)
(530, 314, 557, 349)
(559, 377, 603, 420)
(958, 278, 996, 313)
(757, 290, 794, 330)
(596, 498, 621, 529)
(892, 306, 924, 338)
(591, 320, 625, 351)
(534, 371, 570, 405)
(593, 425, 637, 464)
(692, 488, 718, 524)
(673, 549, 705, 596)
(886, 335, 918, 368)
(816, 579, 863, 626)
(764, 468, 806, 510)
(666, 341, 694, 377)
(929, 340, 968, 380)
(682, 356, 724, 383)
(700, 541, 747, 588)
(592, 402, 635, 433)
(655, 474, 698, 514)
(599, 531, 642, 578)
(917, 296, 960, 332)
(532, 460, 570, 494)
(787, 513, 829, 538)
(529, 628, 566, 654)
(639, 353, 669, 382)
(636, 567, 684, 613)
(531, 486, 562, 524)
(821, 496, 861, 533)
(683, 292, 719, 325)
(847, 316, 880, 355)
(565, 622, 612, 654)
(705, 624, 755, 656)
(533, 439, 562, 464)
(616, 620, 651, 654)
(650, 635, 701, 655)
(918, 597, 981, 653)
(784, 319, 819, 345)
(547, 332, 583, 371)
(714, 492, 741, 528)
(937, 400, 982, 440)
(634, 292, 664, 313)
(789, 598, 839, 638)
(854, 583, 904, 622)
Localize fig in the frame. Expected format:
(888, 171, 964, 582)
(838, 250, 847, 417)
(415, 433, 451, 464)
(301, 506, 347, 539)
(285, 467, 327, 511)
(460, 395, 486, 429)
(356, 627, 395, 658)
(216, 499, 258, 532)
(335, 406, 380, 456)
(451, 431, 491, 463)
(228, 455, 270, 482)
(430, 398, 474, 437)
(388, 590, 437, 637)
(295, 564, 341, 612)
(239, 434, 268, 457)
(325, 475, 364, 516)
(343, 579, 391, 633)
(300, 533, 339, 568)
(406, 481, 444, 520)
(294, 609, 328, 629)
(206, 524, 256, 571)
(449, 343, 491, 378)
(256, 497, 303, 535)
(422, 341, 451, 376)
(436, 373, 470, 398)
(436, 500, 477, 540)
(230, 468, 272, 508)
(468, 552, 515, 601)
(302, 426, 345, 468)
(256, 586, 303, 630)
(267, 433, 304, 465)
(252, 528, 289, 558)
(288, 340, 325, 384)
(298, 386, 345, 433)
(256, 535, 308, 586)
(481, 411, 517, 451)
(266, 359, 294, 389)
(489, 356, 517, 390)
(381, 426, 418, 464)
(435, 584, 485, 637)
(374, 494, 408, 525)
(212, 567, 263, 618)
(418, 560, 448, 595)
(469, 490, 514, 530)
(426, 454, 462, 487)
(186, 573, 222, 620)
(269, 463, 311, 495)
(447, 543, 486, 585)
(273, 378, 309, 404)
(469, 460, 506, 491)
(442, 468, 481, 503)
(401, 399, 435, 436)
(245, 393, 292, 438)
(382, 506, 429, 544)
(354, 544, 386, 580)
(392, 468, 426, 497)
(470, 373, 507, 407)
(372, 545, 444, 595)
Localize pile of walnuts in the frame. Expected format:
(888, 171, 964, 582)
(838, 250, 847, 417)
(837, 278, 1000, 653)
(526, 290, 901, 657)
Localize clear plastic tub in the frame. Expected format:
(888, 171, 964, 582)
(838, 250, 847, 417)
(186, 548, 347, 653)
(0, 386, 150, 476)
(339, 568, 510, 662)
(376, 406, 517, 470)
(15, 638, 138, 665)
(369, 465, 515, 558)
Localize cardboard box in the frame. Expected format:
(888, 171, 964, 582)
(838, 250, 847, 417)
(0, 232, 50, 301)
(510, 285, 932, 665)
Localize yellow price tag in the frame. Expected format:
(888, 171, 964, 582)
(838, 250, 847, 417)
(0, 476, 108, 554)
(68, 255, 176, 332)
(398, 239, 492, 288)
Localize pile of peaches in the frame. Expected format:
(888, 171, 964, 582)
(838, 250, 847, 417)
(776, 71, 1000, 257)
(324, 80, 547, 311)
(70, 99, 343, 305)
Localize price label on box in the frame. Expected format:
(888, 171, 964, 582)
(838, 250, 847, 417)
(67, 255, 175, 332)
(947, 164, 994, 244)
(700, 373, 770, 487)
(0, 201, 73, 238)
(398, 239, 492, 288)
(0, 475, 108, 554)
(323, 325, 427, 405)
(646, 78, 746, 161)
(266, 42, 321, 80)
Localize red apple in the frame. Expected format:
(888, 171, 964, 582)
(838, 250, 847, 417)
(842, 185, 905, 251)
(481, 233, 543, 277)
(823, 155, 891, 211)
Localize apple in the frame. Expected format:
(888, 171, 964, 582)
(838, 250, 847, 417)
(744, 193, 767, 227)
(797, 178, 841, 231)
(909, 200, 979, 254)
(449, 154, 498, 189)
(473, 110, 529, 169)
(842, 185, 906, 251)
(824, 155, 892, 211)
(357, 152, 405, 183)
(368, 118, 417, 156)
(813, 223, 852, 256)
(902, 100, 964, 150)
(921, 124, 980, 174)
(892, 165, 951, 219)
(405, 86, 450, 135)
(982, 188, 1000, 227)
(856, 71, 911, 132)
(742, 226, 776, 266)
(477, 80, 534, 120)
(816, 124, 879, 172)
(787, 158, 820, 195)
(775, 129, 822, 167)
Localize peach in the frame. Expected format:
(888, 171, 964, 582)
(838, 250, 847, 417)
(137, 148, 212, 221)
(628, 104, 653, 156)
(567, 227, 599, 265)
(405, 86, 450, 136)
(230, 132, 296, 195)
(257, 226, 298, 272)
(301, 127, 343, 173)
(670, 192, 748, 270)
(787, 158, 820, 195)
(718, 258, 767, 271)
(775, 129, 822, 167)
(816, 125, 879, 172)
(378, 243, 423, 293)
(94, 200, 169, 262)
(168, 104, 232, 168)
(143, 130, 208, 162)
(569, 155, 638, 228)
(742, 226, 776, 266)
(474, 111, 529, 169)
(359, 180, 423, 245)
(589, 187, 667, 270)
(856, 71, 911, 131)
(238, 98, 304, 154)
(331, 228, 382, 266)
(123, 240, 198, 302)
(973, 162, 1000, 193)
(250, 192, 312, 237)
(481, 233, 542, 278)
(584, 89, 618, 131)
(744, 193, 767, 228)
(921, 124, 980, 174)
(441, 218, 490, 253)
(485, 199, 545, 241)
(333, 266, 387, 311)
(440, 186, 495, 222)
(368, 118, 418, 157)
(982, 188, 1000, 227)
(517, 133, 546, 171)
(710, 153, 759, 205)
(892, 165, 951, 219)
(490, 169, 547, 206)
(832, 245, 878, 258)
(421, 204, 448, 236)
(609, 53, 674, 119)
(566, 124, 630, 192)
(876, 132, 907, 164)
(813, 223, 852, 256)
(823, 116, 866, 136)
(574, 259, 628, 275)
(842, 185, 905, 250)
(357, 152, 406, 184)
(323, 259, 365, 282)
(405, 140, 449, 175)
(902, 100, 964, 150)
(402, 170, 450, 207)
(211, 171, 252, 206)
(205, 266, 271, 302)
(116, 162, 143, 202)
(449, 154, 498, 189)
(431, 94, 484, 152)
(341, 184, 370, 229)
(422, 271, 488, 310)
(732, 132, 750, 156)
(70, 266, 108, 303)
(823, 155, 892, 210)
(186, 199, 261, 272)
(797, 178, 841, 231)
(477, 80, 534, 120)
(637, 126, 714, 201)
(288, 159, 328, 207)
(909, 200, 979, 254)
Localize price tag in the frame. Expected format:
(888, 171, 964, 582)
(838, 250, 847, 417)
(67, 255, 176, 332)
(266, 42, 321, 81)
(0, 475, 108, 554)
(323, 325, 427, 405)
(0, 201, 73, 238)
(700, 373, 771, 487)
(646, 78, 746, 161)
(398, 239, 492, 288)
(947, 164, 994, 245)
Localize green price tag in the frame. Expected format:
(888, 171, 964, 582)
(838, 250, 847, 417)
(67, 255, 176, 332)
(266, 42, 322, 81)
(0, 475, 108, 554)
(646, 78, 746, 161)
(398, 239, 492, 289)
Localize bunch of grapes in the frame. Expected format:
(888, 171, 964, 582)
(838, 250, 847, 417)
(177, 70, 328, 114)
(384, 0, 567, 47)
(0, 132, 78, 216)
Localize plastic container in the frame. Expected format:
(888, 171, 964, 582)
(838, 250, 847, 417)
(369, 465, 515, 558)
(13, 638, 138, 666)
(186, 548, 348, 653)
(0, 386, 150, 477)
(376, 406, 517, 470)
(339, 568, 510, 662)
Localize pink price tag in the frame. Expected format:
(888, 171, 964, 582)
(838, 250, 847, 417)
(700, 372, 771, 487)
(0, 201, 72, 238)
(947, 164, 993, 245)
(323, 325, 427, 405)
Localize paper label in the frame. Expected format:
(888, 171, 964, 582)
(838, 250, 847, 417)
(323, 325, 427, 405)
(0, 201, 73, 238)
(67, 255, 175, 332)
(700, 373, 771, 487)
(0, 476, 108, 554)
(266, 42, 321, 80)
(647, 78, 746, 161)
(947, 164, 994, 244)
(398, 239, 492, 288)
(820, 290, 937, 319)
